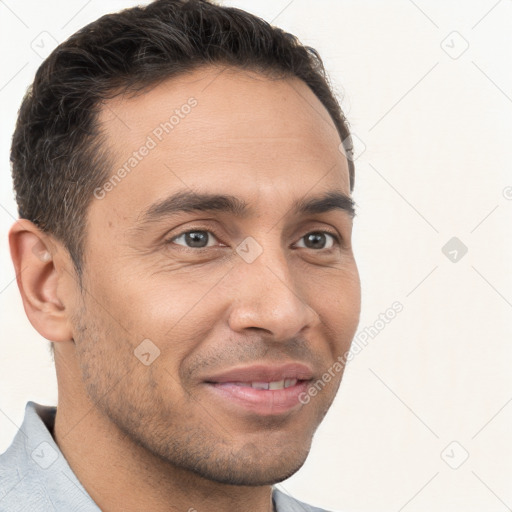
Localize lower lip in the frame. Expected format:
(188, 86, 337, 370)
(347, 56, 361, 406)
(205, 381, 310, 416)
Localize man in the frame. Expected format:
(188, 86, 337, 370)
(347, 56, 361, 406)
(1, 0, 361, 510)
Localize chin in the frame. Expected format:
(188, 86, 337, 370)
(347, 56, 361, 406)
(185, 442, 311, 487)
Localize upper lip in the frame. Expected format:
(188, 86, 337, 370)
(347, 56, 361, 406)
(203, 362, 314, 383)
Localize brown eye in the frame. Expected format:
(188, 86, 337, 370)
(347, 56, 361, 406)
(170, 230, 219, 248)
(296, 232, 338, 250)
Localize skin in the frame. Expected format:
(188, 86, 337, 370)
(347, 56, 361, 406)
(9, 65, 361, 512)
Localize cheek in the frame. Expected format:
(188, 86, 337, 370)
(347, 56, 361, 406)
(86, 257, 223, 333)
(130, 274, 225, 343)
(315, 269, 361, 350)
(79, 254, 232, 389)
(71, 301, 135, 404)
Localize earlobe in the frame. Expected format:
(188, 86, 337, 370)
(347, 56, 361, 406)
(8, 219, 74, 343)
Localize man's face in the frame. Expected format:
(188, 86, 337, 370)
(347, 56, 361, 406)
(70, 66, 361, 485)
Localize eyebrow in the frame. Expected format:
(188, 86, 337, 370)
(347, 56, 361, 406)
(138, 189, 356, 226)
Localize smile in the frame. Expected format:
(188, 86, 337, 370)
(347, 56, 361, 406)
(230, 379, 298, 390)
(202, 362, 315, 416)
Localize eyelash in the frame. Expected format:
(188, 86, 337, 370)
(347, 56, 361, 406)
(165, 228, 342, 251)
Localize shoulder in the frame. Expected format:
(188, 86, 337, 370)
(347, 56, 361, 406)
(0, 424, 55, 511)
(0, 401, 100, 512)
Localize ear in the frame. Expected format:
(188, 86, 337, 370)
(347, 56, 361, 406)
(8, 219, 74, 343)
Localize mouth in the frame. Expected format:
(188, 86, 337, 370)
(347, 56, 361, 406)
(224, 378, 300, 390)
(203, 363, 314, 416)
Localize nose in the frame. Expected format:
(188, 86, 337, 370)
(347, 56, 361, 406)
(227, 241, 320, 341)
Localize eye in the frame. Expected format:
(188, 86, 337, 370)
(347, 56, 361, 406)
(169, 230, 221, 249)
(167, 229, 340, 251)
(295, 231, 339, 250)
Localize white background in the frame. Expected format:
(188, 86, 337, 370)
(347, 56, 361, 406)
(1, 1, 512, 511)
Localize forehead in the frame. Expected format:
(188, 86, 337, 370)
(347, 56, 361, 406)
(94, 66, 350, 217)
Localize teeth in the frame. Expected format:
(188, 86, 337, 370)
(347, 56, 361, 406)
(252, 382, 269, 390)
(268, 380, 285, 390)
(284, 378, 297, 388)
(247, 379, 298, 390)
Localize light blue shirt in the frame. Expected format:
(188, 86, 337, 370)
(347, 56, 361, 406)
(0, 401, 330, 511)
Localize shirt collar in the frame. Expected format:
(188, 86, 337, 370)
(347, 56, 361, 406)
(0, 401, 100, 511)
